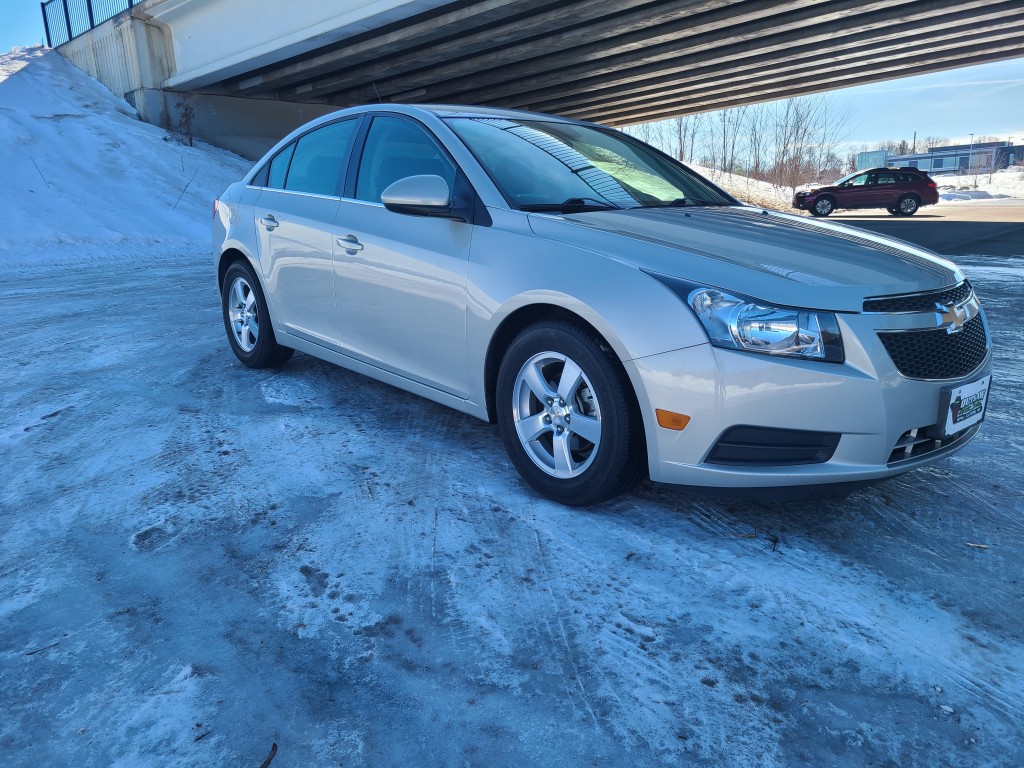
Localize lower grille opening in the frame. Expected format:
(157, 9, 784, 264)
(706, 426, 841, 466)
(888, 425, 974, 465)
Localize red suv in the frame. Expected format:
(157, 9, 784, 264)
(793, 167, 939, 217)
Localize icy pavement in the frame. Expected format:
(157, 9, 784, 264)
(2, 48, 1024, 768)
(3, 247, 1023, 767)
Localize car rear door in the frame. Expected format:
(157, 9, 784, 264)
(333, 114, 473, 398)
(870, 170, 900, 207)
(254, 118, 359, 348)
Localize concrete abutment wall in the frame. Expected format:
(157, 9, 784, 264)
(58, 11, 336, 159)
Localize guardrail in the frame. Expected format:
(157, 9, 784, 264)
(41, 0, 146, 48)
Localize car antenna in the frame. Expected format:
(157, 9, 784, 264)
(372, 82, 383, 103)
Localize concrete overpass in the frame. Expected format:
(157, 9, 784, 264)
(52, 0, 1024, 155)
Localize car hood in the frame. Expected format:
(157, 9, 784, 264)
(528, 205, 962, 312)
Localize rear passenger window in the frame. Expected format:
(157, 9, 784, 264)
(284, 120, 357, 196)
(268, 143, 295, 189)
(876, 173, 897, 185)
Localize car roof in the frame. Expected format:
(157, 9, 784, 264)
(416, 103, 581, 122)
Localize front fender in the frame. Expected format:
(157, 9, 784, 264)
(466, 209, 709, 414)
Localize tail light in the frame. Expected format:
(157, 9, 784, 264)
(927, 181, 937, 189)
(212, 198, 220, 219)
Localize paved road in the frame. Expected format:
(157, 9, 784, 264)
(828, 199, 1024, 257)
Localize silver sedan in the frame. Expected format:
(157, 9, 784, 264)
(213, 105, 992, 505)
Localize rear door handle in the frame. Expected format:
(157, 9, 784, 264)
(336, 235, 363, 252)
(259, 214, 279, 231)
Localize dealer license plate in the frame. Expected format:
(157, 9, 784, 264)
(940, 374, 991, 438)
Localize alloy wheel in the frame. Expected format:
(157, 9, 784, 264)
(511, 351, 602, 479)
(227, 276, 259, 352)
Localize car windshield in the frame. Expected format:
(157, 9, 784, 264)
(833, 171, 861, 185)
(445, 116, 735, 211)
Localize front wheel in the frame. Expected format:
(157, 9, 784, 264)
(221, 260, 293, 368)
(496, 320, 644, 506)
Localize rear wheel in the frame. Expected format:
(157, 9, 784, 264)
(221, 260, 293, 368)
(810, 196, 834, 217)
(496, 320, 644, 506)
(896, 194, 920, 216)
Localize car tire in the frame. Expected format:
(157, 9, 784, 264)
(496, 320, 644, 506)
(221, 260, 294, 368)
(810, 196, 835, 217)
(896, 194, 920, 216)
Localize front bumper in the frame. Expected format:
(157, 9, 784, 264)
(626, 324, 991, 490)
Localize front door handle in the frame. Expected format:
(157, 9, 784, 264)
(336, 235, 363, 252)
(259, 214, 279, 231)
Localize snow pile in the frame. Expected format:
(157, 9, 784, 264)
(0, 48, 249, 263)
(939, 189, 1011, 202)
(689, 164, 794, 211)
(936, 167, 1024, 203)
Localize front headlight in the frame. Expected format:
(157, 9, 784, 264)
(645, 271, 844, 363)
(688, 288, 844, 362)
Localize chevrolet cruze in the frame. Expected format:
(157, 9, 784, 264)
(213, 105, 992, 505)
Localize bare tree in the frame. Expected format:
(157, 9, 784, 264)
(622, 93, 851, 192)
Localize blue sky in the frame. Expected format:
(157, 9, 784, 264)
(2, 1, 1022, 146)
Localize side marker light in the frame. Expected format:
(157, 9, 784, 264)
(656, 409, 691, 431)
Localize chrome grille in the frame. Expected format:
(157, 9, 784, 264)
(878, 314, 988, 379)
(864, 281, 973, 313)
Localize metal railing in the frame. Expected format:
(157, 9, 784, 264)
(41, 0, 146, 48)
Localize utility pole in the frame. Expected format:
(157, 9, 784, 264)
(968, 133, 975, 189)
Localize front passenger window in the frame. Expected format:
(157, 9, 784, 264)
(355, 116, 456, 203)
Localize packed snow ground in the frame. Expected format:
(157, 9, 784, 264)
(3, 49, 1024, 767)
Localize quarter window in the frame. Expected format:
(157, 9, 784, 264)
(267, 143, 295, 189)
(355, 116, 456, 203)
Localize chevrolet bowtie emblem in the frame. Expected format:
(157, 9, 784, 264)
(936, 300, 971, 334)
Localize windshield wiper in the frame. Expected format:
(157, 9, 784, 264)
(641, 198, 729, 208)
(520, 197, 622, 213)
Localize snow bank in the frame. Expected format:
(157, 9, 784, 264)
(689, 164, 794, 210)
(0, 48, 249, 263)
(939, 190, 1012, 202)
(936, 168, 1024, 203)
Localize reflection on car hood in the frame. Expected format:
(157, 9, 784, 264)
(528, 205, 962, 312)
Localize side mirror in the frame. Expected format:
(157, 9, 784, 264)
(381, 175, 453, 217)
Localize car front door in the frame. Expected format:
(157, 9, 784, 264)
(254, 118, 358, 348)
(838, 172, 874, 208)
(334, 114, 472, 398)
